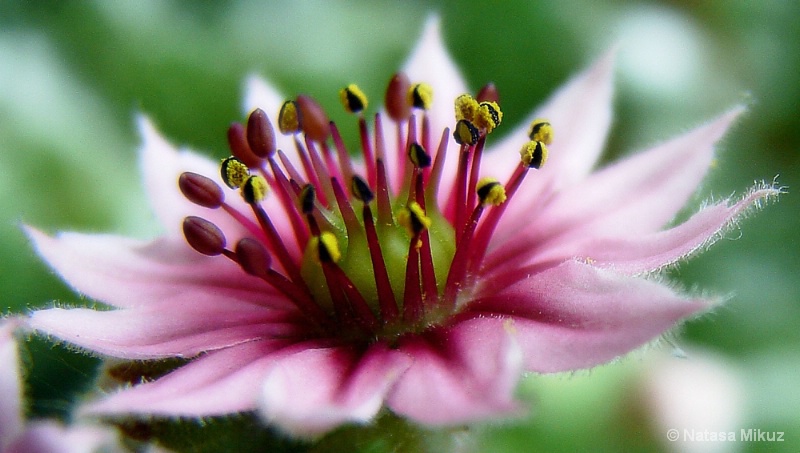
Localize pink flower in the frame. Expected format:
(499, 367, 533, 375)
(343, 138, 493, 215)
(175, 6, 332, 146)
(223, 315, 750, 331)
(0, 318, 125, 453)
(26, 17, 778, 437)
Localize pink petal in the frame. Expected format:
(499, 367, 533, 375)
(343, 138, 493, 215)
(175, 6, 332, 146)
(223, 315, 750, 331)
(27, 306, 298, 359)
(6, 421, 123, 453)
(82, 339, 298, 416)
(539, 186, 782, 274)
(259, 344, 412, 438)
(387, 317, 523, 425)
(0, 319, 24, 449)
(26, 228, 294, 311)
(471, 260, 710, 373)
(486, 107, 745, 272)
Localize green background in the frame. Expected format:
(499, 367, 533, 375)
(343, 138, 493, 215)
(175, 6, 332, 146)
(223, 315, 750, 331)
(2, 1, 798, 452)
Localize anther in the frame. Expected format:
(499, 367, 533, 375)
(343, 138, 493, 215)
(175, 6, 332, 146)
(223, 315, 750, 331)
(246, 108, 277, 158)
(476, 83, 499, 103)
(474, 101, 502, 133)
(227, 123, 262, 168)
(278, 100, 302, 135)
(314, 232, 342, 264)
(220, 156, 250, 189)
(235, 238, 272, 278)
(179, 172, 224, 209)
(528, 119, 553, 145)
(350, 175, 374, 204)
(398, 202, 431, 239)
(242, 174, 269, 204)
(520, 140, 549, 169)
(339, 84, 368, 114)
(408, 142, 432, 168)
(385, 73, 411, 122)
(453, 119, 479, 146)
(408, 83, 433, 110)
(299, 184, 316, 214)
(454, 94, 479, 122)
(182, 216, 226, 256)
(296, 94, 331, 142)
(476, 177, 507, 206)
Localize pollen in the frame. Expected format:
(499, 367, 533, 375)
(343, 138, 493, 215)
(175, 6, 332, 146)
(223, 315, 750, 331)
(453, 119, 479, 145)
(474, 101, 503, 133)
(520, 140, 548, 169)
(454, 94, 479, 122)
(339, 84, 368, 113)
(397, 202, 431, 238)
(476, 177, 506, 206)
(408, 83, 433, 110)
(528, 119, 553, 145)
(242, 174, 268, 204)
(220, 156, 249, 189)
(408, 142, 432, 168)
(313, 232, 341, 264)
(278, 100, 301, 135)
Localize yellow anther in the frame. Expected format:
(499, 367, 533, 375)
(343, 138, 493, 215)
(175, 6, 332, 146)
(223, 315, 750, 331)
(474, 101, 503, 134)
(241, 174, 269, 204)
(476, 177, 507, 206)
(408, 83, 433, 110)
(408, 142, 431, 168)
(454, 94, 479, 122)
(220, 156, 249, 189)
(520, 140, 548, 169)
(339, 84, 368, 114)
(453, 119, 479, 146)
(528, 119, 553, 145)
(278, 100, 301, 134)
(397, 202, 431, 238)
(312, 232, 341, 264)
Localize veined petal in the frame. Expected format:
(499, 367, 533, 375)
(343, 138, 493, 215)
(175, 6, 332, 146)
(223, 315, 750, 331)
(81, 339, 298, 417)
(387, 317, 523, 425)
(0, 319, 24, 450)
(471, 260, 710, 373)
(538, 186, 781, 275)
(27, 306, 297, 359)
(486, 107, 745, 272)
(26, 228, 294, 311)
(260, 344, 412, 438)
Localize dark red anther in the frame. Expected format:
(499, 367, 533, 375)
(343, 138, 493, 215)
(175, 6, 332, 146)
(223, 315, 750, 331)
(235, 238, 272, 278)
(296, 95, 331, 142)
(227, 123, 262, 168)
(385, 73, 411, 122)
(476, 82, 499, 103)
(178, 172, 224, 209)
(246, 108, 277, 158)
(182, 216, 226, 256)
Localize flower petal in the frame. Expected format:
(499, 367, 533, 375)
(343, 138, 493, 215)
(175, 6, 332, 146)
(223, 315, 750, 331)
(81, 339, 295, 416)
(259, 344, 412, 438)
(0, 319, 24, 450)
(539, 185, 781, 274)
(27, 306, 297, 359)
(26, 228, 294, 311)
(387, 317, 523, 425)
(486, 107, 745, 272)
(471, 260, 710, 373)
(6, 421, 124, 453)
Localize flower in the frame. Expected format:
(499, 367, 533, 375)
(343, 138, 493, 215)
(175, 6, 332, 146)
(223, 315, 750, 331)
(0, 318, 125, 453)
(25, 17, 778, 438)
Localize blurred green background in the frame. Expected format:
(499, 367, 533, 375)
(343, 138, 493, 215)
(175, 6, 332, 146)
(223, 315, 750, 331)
(1, 1, 798, 452)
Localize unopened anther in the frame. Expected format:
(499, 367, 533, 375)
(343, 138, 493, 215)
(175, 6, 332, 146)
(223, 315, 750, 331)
(179, 172, 224, 209)
(183, 216, 226, 256)
(246, 108, 277, 158)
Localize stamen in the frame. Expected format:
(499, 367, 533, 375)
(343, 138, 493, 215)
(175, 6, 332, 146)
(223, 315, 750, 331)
(220, 156, 249, 189)
(454, 94, 479, 123)
(476, 177, 507, 206)
(475, 82, 499, 103)
(246, 108, 277, 158)
(314, 231, 341, 264)
(179, 172, 224, 209)
(528, 119, 554, 145)
(520, 140, 549, 169)
(296, 94, 331, 143)
(339, 84, 368, 114)
(385, 73, 412, 122)
(241, 175, 269, 204)
(408, 83, 433, 110)
(397, 202, 431, 246)
(425, 127, 450, 207)
(278, 100, 302, 135)
(227, 123, 262, 168)
(182, 216, 226, 256)
(474, 101, 502, 134)
(453, 119, 479, 146)
(408, 142, 432, 169)
(350, 175, 374, 204)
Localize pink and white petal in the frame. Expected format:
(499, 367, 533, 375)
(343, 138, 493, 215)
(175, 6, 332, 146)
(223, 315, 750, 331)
(0, 319, 24, 449)
(6, 421, 124, 453)
(471, 260, 710, 373)
(401, 15, 467, 199)
(242, 75, 298, 166)
(27, 305, 297, 360)
(82, 339, 298, 417)
(489, 49, 616, 187)
(387, 317, 523, 425)
(485, 107, 745, 273)
(26, 228, 295, 311)
(260, 344, 412, 438)
(536, 186, 781, 275)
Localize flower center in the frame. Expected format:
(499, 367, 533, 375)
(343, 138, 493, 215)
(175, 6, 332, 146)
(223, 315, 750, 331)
(178, 73, 552, 342)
